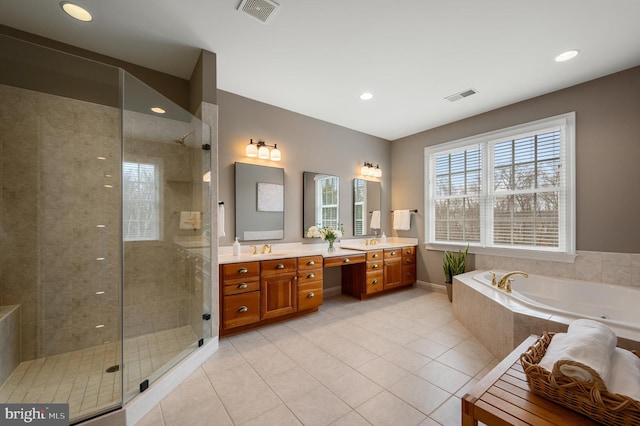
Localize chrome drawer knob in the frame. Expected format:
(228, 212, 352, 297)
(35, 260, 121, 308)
(237, 306, 248, 313)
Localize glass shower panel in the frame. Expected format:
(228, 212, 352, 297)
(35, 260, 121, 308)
(121, 73, 211, 403)
(0, 35, 123, 422)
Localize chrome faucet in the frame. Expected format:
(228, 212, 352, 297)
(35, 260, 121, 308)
(497, 271, 528, 293)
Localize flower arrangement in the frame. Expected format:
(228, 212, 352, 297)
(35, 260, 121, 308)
(306, 224, 344, 250)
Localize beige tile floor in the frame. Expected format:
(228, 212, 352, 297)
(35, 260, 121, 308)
(136, 288, 498, 426)
(0, 326, 197, 422)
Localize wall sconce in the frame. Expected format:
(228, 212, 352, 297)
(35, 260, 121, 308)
(245, 139, 282, 161)
(361, 162, 382, 178)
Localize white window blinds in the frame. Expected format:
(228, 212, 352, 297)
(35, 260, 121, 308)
(123, 161, 160, 241)
(315, 175, 339, 228)
(425, 113, 575, 257)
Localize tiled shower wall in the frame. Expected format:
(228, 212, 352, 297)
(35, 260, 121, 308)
(0, 84, 121, 360)
(0, 84, 203, 362)
(475, 250, 640, 288)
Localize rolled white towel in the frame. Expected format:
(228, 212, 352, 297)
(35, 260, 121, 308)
(538, 319, 617, 384)
(607, 347, 640, 400)
(370, 210, 381, 229)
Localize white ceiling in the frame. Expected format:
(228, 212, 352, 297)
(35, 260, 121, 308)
(2, 0, 640, 140)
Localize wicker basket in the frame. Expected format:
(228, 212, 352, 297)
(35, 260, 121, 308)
(520, 332, 640, 426)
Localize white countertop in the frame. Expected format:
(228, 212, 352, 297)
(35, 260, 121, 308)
(171, 237, 418, 264)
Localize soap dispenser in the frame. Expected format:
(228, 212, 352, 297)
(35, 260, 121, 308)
(381, 232, 387, 244)
(233, 237, 241, 256)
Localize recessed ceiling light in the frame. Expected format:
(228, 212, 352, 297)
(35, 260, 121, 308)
(360, 92, 373, 101)
(555, 50, 580, 63)
(150, 107, 166, 114)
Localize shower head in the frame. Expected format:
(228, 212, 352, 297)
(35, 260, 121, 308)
(175, 131, 193, 146)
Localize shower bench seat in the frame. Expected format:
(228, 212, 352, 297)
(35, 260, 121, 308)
(462, 335, 600, 426)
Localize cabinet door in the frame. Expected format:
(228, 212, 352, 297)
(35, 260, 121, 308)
(261, 273, 297, 319)
(383, 258, 402, 289)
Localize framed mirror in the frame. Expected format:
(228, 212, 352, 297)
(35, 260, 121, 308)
(353, 178, 381, 236)
(303, 171, 340, 236)
(235, 162, 284, 241)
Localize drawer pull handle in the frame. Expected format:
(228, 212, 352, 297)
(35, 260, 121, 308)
(372, 264, 378, 269)
(406, 272, 412, 276)
(307, 273, 315, 279)
(276, 263, 285, 269)
(372, 279, 378, 285)
(238, 267, 248, 274)
(406, 249, 411, 254)
(390, 251, 397, 255)
(307, 260, 315, 265)
(237, 283, 248, 289)
(406, 259, 412, 263)
(343, 258, 350, 263)
(307, 292, 315, 298)
(237, 306, 248, 313)
(373, 253, 378, 258)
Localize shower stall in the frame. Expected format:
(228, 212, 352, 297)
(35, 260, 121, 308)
(0, 34, 213, 423)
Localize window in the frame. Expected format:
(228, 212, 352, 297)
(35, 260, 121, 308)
(315, 175, 339, 229)
(123, 160, 161, 241)
(354, 179, 366, 235)
(425, 113, 575, 261)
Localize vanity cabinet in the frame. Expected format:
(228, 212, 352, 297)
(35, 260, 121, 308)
(365, 250, 384, 295)
(383, 248, 403, 290)
(221, 262, 261, 329)
(401, 246, 417, 285)
(220, 255, 324, 336)
(297, 255, 323, 311)
(260, 258, 297, 320)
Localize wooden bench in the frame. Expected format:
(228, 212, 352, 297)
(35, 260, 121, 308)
(462, 335, 600, 426)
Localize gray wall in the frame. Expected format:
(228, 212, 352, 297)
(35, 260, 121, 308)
(217, 90, 391, 245)
(391, 65, 640, 285)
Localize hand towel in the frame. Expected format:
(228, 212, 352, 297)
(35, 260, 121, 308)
(370, 210, 381, 229)
(538, 319, 617, 384)
(179, 211, 201, 230)
(393, 209, 411, 230)
(607, 347, 640, 400)
(218, 204, 226, 237)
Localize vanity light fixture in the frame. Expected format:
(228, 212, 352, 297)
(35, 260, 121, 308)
(245, 139, 281, 161)
(60, 2, 93, 22)
(360, 162, 382, 177)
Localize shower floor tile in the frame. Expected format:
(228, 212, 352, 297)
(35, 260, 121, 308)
(0, 325, 197, 422)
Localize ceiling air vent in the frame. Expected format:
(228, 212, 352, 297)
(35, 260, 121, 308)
(445, 88, 478, 102)
(238, 0, 280, 23)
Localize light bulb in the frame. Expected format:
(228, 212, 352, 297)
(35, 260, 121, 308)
(270, 145, 281, 161)
(245, 140, 257, 157)
(361, 163, 370, 176)
(258, 145, 270, 159)
(374, 165, 382, 177)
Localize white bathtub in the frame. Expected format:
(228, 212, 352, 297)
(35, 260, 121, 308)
(453, 271, 640, 359)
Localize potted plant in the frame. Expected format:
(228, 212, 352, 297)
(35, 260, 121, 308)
(443, 245, 468, 302)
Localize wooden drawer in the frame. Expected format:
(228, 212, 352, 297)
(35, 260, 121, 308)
(323, 254, 365, 268)
(402, 246, 416, 256)
(403, 255, 416, 265)
(297, 268, 323, 284)
(261, 258, 297, 275)
(366, 260, 383, 272)
(384, 249, 402, 260)
(223, 292, 260, 329)
(402, 264, 416, 285)
(366, 271, 384, 294)
(222, 262, 260, 280)
(366, 250, 383, 261)
(298, 255, 323, 270)
(223, 278, 260, 296)
(298, 282, 323, 311)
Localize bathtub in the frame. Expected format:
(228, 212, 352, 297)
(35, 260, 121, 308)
(452, 271, 640, 359)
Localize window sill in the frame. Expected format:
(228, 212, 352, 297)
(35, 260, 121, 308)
(424, 243, 577, 264)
